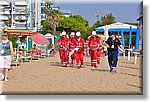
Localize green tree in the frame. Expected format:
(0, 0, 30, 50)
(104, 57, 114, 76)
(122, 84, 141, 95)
(101, 13, 115, 26)
(40, 10, 63, 35)
(47, 14, 63, 35)
(8, 36, 18, 48)
(92, 20, 102, 29)
(60, 15, 88, 33)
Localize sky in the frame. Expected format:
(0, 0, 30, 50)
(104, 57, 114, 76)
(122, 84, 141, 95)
(54, 0, 142, 26)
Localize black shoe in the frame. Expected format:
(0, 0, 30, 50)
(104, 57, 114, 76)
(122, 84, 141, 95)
(110, 68, 113, 72)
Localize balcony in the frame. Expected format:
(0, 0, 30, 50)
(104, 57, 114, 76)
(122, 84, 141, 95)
(15, 16, 27, 21)
(15, 1, 28, 7)
(0, 15, 9, 20)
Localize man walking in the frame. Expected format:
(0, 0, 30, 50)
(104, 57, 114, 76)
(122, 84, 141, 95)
(105, 32, 124, 72)
(74, 32, 85, 69)
(69, 32, 76, 65)
(57, 31, 70, 67)
(88, 31, 100, 68)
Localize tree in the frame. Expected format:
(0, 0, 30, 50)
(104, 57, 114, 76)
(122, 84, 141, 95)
(47, 14, 63, 35)
(91, 20, 103, 31)
(101, 13, 115, 26)
(60, 15, 88, 33)
(8, 36, 18, 48)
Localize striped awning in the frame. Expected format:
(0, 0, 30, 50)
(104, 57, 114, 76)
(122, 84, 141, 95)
(5, 30, 38, 36)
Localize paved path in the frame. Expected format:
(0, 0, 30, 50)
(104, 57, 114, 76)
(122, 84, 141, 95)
(1, 53, 142, 94)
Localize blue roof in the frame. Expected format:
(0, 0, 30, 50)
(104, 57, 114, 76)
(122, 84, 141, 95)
(96, 27, 137, 32)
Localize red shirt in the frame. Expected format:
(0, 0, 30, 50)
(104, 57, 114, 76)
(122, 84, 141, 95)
(69, 37, 77, 50)
(88, 36, 100, 50)
(58, 37, 70, 50)
(75, 37, 85, 52)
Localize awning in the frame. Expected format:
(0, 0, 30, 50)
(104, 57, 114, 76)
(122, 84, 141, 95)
(96, 22, 138, 32)
(30, 33, 50, 45)
(5, 30, 38, 36)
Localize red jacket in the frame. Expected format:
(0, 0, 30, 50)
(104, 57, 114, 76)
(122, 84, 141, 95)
(69, 37, 77, 51)
(88, 36, 100, 50)
(84, 42, 88, 51)
(57, 37, 70, 50)
(75, 37, 85, 52)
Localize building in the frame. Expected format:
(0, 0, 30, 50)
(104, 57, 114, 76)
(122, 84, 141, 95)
(137, 1, 143, 51)
(0, 0, 29, 30)
(51, 5, 72, 17)
(0, 0, 53, 30)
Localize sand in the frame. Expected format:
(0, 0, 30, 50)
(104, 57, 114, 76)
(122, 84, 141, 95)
(1, 53, 142, 95)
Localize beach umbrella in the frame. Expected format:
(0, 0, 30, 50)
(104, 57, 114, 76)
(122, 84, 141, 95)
(121, 31, 125, 47)
(128, 26, 132, 47)
(135, 25, 140, 50)
(30, 33, 50, 44)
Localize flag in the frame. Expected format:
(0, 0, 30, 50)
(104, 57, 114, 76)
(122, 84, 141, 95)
(10, 1, 12, 14)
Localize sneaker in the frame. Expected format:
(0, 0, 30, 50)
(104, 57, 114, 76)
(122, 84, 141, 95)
(110, 68, 113, 72)
(91, 66, 97, 70)
(112, 68, 117, 73)
(77, 66, 80, 69)
(1, 75, 4, 79)
(110, 67, 117, 73)
(3, 78, 8, 82)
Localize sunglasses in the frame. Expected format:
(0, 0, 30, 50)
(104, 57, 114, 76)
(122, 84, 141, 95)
(3, 35, 8, 37)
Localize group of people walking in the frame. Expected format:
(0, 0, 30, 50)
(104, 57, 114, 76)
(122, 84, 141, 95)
(0, 30, 124, 82)
(57, 31, 124, 72)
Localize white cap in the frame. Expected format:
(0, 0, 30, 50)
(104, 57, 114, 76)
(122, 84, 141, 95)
(62, 31, 66, 36)
(76, 32, 81, 36)
(70, 32, 75, 36)
(92, 31, 96, 35)
(60, 33, 62, 36)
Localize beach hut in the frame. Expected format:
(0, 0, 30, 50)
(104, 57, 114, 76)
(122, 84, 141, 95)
(44, 33, 55, 49)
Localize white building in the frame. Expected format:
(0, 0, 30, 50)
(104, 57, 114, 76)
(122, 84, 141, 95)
(0, 0, 53, 30)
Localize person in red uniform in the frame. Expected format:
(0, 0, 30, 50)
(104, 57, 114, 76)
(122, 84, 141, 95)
(69, 32, 76, 65)
(96, 36, 103, 64)
(57, 31, 70, 67)
(84, 40, 88, 56)
(74, 32, 85, 69)
(57, 33, 63, 64)
(88, 31, 100, 68)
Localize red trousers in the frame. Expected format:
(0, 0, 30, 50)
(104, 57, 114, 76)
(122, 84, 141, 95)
(59, 49, 69, 65)
(71, 53, 75, 64)
(75, 52, 84, 67)
(97, 50, 100, 64)
(59, 49, 63, 64)
(90, 50, 98, 66)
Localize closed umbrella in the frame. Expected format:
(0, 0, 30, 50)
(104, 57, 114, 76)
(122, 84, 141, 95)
(30, 33, 49, 44)
(121, 31, 125, 47)
(135, 25, 140, 50)
(129, 26, 132, 48)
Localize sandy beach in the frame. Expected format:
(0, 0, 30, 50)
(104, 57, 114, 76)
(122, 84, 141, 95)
(1, 53, 142, 95)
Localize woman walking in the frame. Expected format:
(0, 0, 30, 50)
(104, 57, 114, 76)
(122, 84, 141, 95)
(0, 31, 14, 81)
